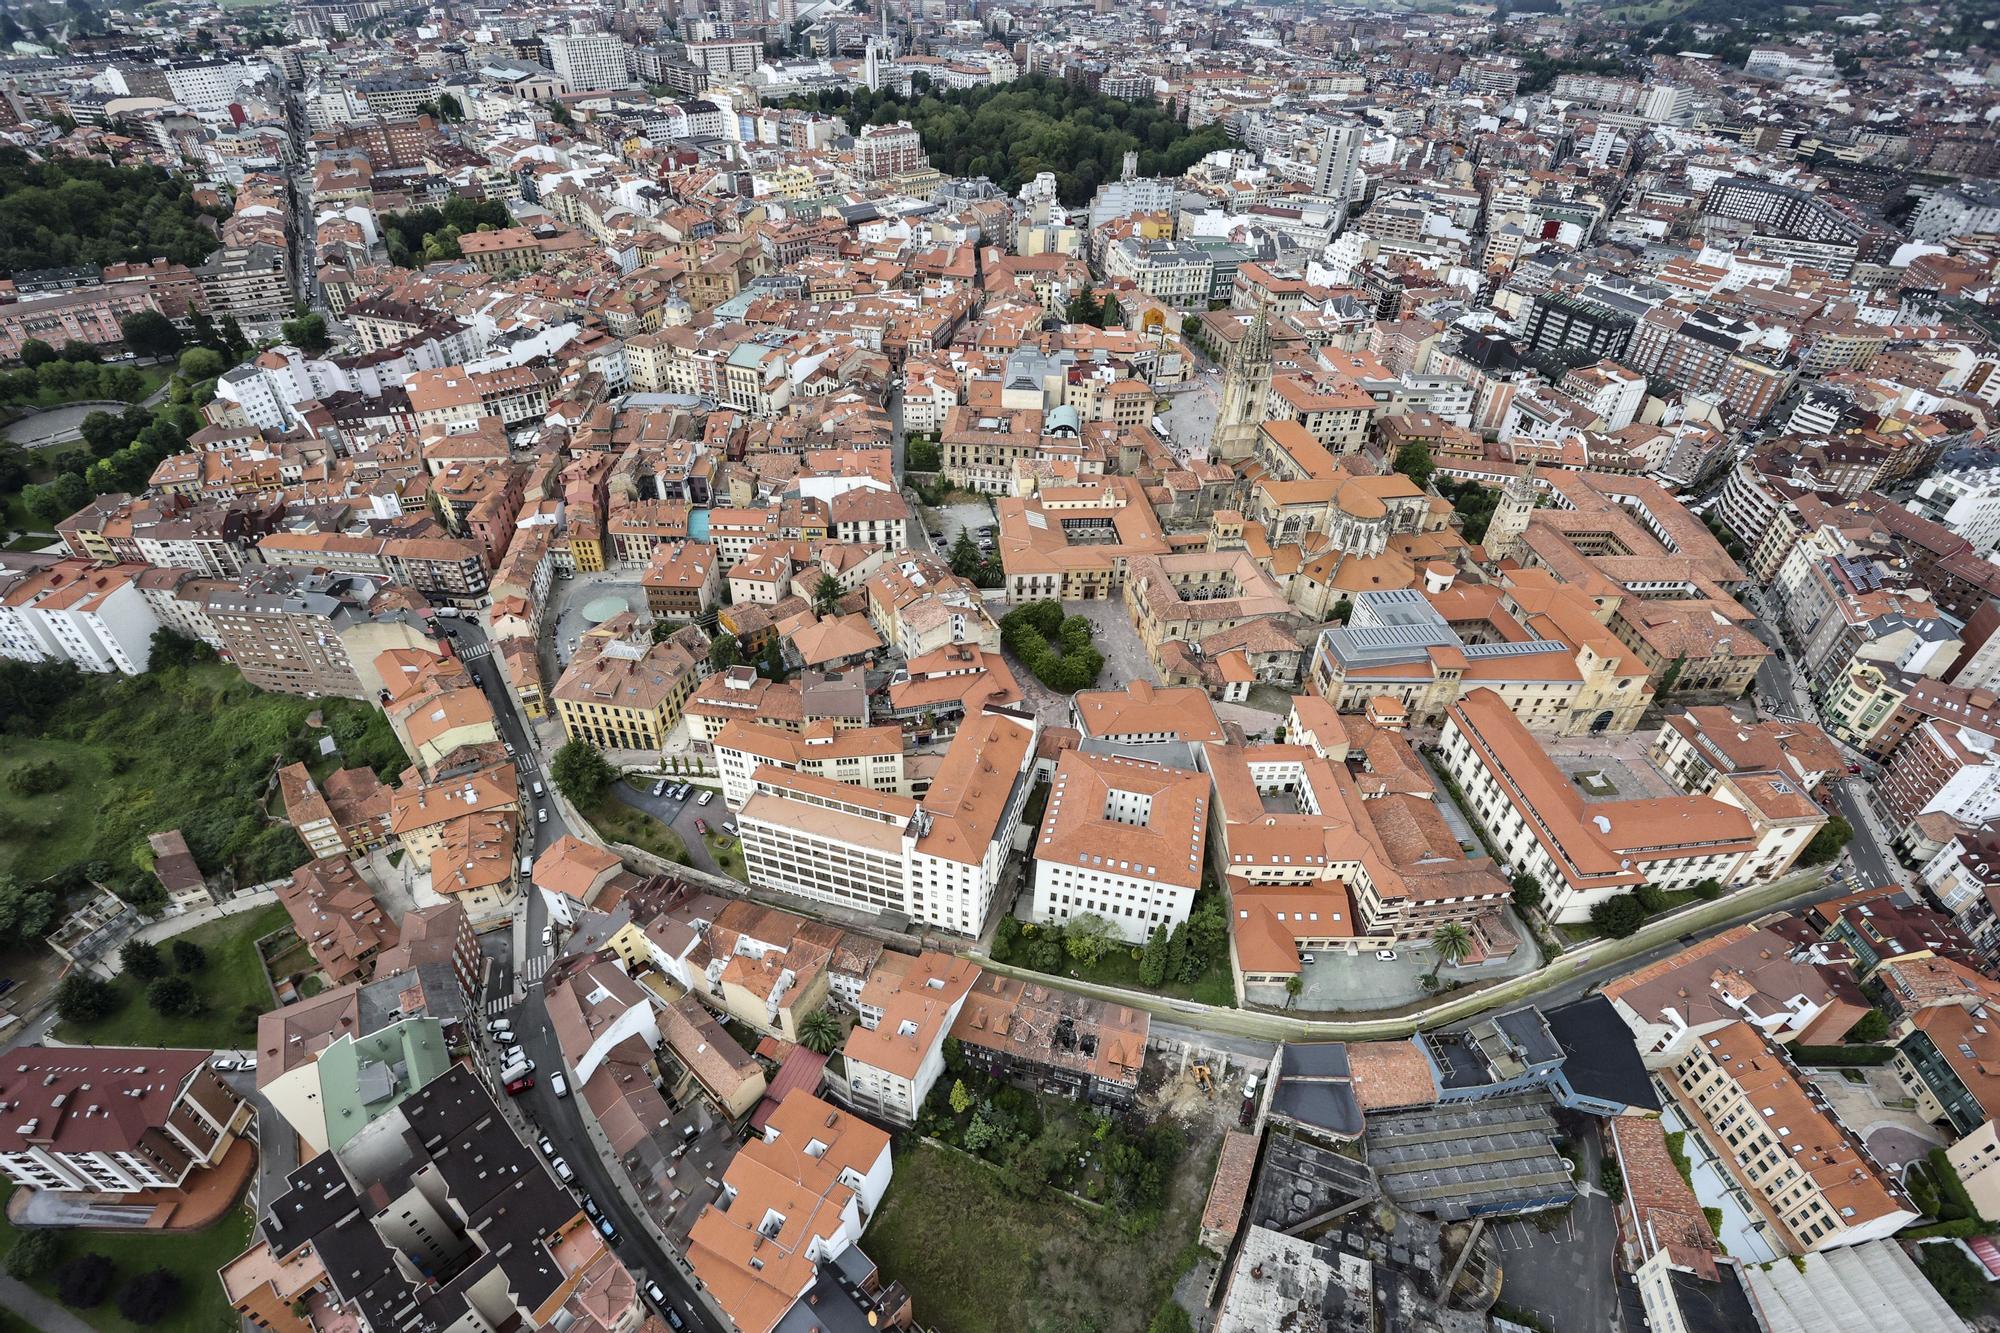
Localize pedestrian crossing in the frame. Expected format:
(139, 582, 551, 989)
(459, 641, 493, 662)
(522, 955, 551, 984)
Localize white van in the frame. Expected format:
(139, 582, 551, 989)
(532, 780, 544, 797)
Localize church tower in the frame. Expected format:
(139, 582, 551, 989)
(1209, 303, 1273, 463)
(1482, 462, 1540, 560)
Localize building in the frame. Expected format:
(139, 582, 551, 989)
(0, 1048, 250, 1195)
(1663, 1022, 1916, 1254)
(533, 834, 625, 927)
(278, 856, 398, 986)
(737, 707, 1036, 935)
(552, 621, 711, 754)
(218, 1065, 641, 1333)
(0, 558, 160, 674)
(547, 31, 632, 91)
(1027, 748, 1209, 943)
(1891, 1002, 2000, 1136)
(949, 970, 1149, 1108)
(713, 720, 907, 810)
(836, 951, 978, 1124)
(855, 122, 925, 179)
(685, 1091, 904, 1333)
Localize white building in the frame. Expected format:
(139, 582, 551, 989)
(1910, 182, 2000, 243)
(1027, 748, 1209, 942)
(0, 1048, 248, 1194)
(1908, 465, 2000, 552)
(547, 31, 633, 92)
(0, 559, 160, 674)
(1312, 120, 1364, 203)
(836, 951, 977, 1124)
(737, 708, 1036, 935)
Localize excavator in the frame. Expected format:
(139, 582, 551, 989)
(1192, 1064, 1214, 1098)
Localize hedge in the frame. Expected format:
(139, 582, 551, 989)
(1786, 1044, 1896, 1066)
(1001, 600, 1103, 693)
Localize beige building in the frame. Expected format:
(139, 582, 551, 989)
(713, 720, 908, 809)
(552, 621, 711, 754)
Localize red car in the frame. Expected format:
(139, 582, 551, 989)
(694, 817, 709, 836)
(1846, 762, 1862, 774)
(505, 1073, 535, 1095)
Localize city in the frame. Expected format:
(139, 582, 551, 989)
(0, 1, 1994, 1332)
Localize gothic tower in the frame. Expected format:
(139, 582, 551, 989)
(1209, 302, 1273, 463)
(1482, 462, 1540, 560)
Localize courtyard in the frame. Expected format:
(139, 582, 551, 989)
(1246, 919, 1545, 1014)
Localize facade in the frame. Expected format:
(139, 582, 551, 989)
(1027, 748, 1209, 943)
(0, 559, 160, 673)
(552, 622, 711, 753)
(837, 951, 978, 1124)
(547, 31, 633, 91)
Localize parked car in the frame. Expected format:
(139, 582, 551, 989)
(652, 780, 667, 797)
(537, 807, 548, 824)
(597, 1217, 618, 1241)
(490, 1026, 514, 1045)
(538, 1136, 556, 1158)
(551, 1072, 569, 1097)
(504, 1073, 534, 1095)
(532, 780, 544, 797)
(582, 1194, 600, 1219)
(503, 1046, 526, 1065)
(471, 672, 483, 687)
(1299, 953, 1315, 965)
(696, 790, 714, 806)
(504, 741, 516, 757)
(212, 1056, 238, 1072)
(486, 1017, 513, 1034)
(666, 1308, 686, 1330)
(643, 1280, 669, 1310)
(1374, 950, 1397, 961)
(240, 1056, 256, 1070)
(542, 925, 554, 947)
(551, 1156, 574, 1184)
(694, 817, 709, 835)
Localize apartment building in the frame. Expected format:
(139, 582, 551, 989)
(714, 720, 907, 809)
(197, 570, 436, 699)
(686, 1091, 904, 1333)
(0, 1049, 249, 1194)
(854, 121, 925, 178)
(532, 835, 625, 928)
(552, 622, 711, 754)
(1892, 1002, 2000, 1136)
(219, 1066, 639, 1333)
(1664, 1023, 1916, 1254)
(837, 951, 979, 1124)
(0, 282, 157, 360)
(1027, 748, 1209, 943)
(277, 762, 392, 859)
(196, 244, 294, 323)
(0, 558, 159, 673)
(278, 856, 398, 986)
(548, 31, 633, 90)
(738, 707, 1036, 935)
(639, 540, 721, 619)
(1437, 689, 1781, 922)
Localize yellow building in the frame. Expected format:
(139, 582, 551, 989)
(552, 623, 711, 754)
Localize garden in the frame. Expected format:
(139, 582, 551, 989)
(53, 902, 290, 1049)
(0, 1180, 253, 1333)
(1000, 601, 1105, 693)
(864, 1042, 1208, 1333)
(990, 892, 1237, 1008)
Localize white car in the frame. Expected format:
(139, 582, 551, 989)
(491, 1024, 514, 1043)
(538, 1136, 557, 1158)
(212, 1056, 238, 1072)
(696, 790, 714, 807)
(652, 780, 666, 797)
(542, 925, 554, 947)
(537, 807, 548, 824)
(503, 1046, 526, 1065)
(1375, 950, 1398, 961)
(486, 1016, 513, 1033)
(551, 1156, 574, 1184)
(551, 1071, 570, 1098)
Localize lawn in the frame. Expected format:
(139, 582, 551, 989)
(0, 661, 405, 887)
(1055, 941, 1236, 1008)
(55, 902, 289, 1049)
(866, 1141, 1201, 1333)
(586, 792, 690, 865)
(0, 1181, 253, 1333)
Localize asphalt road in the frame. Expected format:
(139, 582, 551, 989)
(611, 779, 726, 877)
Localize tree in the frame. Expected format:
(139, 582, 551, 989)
(120, 938, 164, 980)
(281, 312, 330, 355)
(905, 438, 940, 472)
(436, 92, 464, 122)
(1801, 817, 1853, 866)
(811, 573, 842, 617)
(1064, 287, 1104, 327)
(551, 739, 618, 806)
(118, 310, 181, 359)
(148, 627, 215, 670)
(55, 1252, 115, 1308)
(172, 938, 206, 973)
(1658, 652, 1686, 695)
(948, 1078, 974, 1115)
(1330, 596, 1353, 625)
(0, 875, 59, 937)
(19, 338, 54, 367)
(797, 1007, 842, 1054)
(1162, 921, 1188, 986)
(763, 637, 788, 681)
(54, 972, 118, 1025)
(1919, 1243, 1988, 1316)
(217, 315, 250, 364)
(176, 346, 225, 382)
(1511, 873, 1543, 914)
(1284, 975, 1304, 1008)
(708, 633, 741, 671)
(1063, 913, 1118, 967)
(61, 340, 100, 363)
(25, 470, 89, 526)
(1100, 293, 1123, 328)
(147, 974, 200, 1017)
(1589, 893, 1647, 939)
(1393, 439, 1436, 489)
(949, 529, 983, 581)
(1138, 923, 1169, 987)
(1427, 922, 1473, 981)
(116, 1267, 183, 1326)
(1848, 1008, 1891, 1043)
(7, 1228, 61, 1280)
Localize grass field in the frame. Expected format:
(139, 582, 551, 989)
(0, 1181, 253, 1333)
(585, 791, 690, 865)
(54, 902, 289, 1049)
(866, 1142, 1201, 1333)
(0, 662, 403, 887)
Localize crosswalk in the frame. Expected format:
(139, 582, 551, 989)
(459, 641, 493, 662)
(522, 955, 551, 985)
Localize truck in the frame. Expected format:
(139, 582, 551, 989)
(501, 1059, 532, 1085)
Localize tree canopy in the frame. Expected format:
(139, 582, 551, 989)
(0, 148, 222, 272)
(786, 74, 1232, 206)
(380, 197, 515, 268)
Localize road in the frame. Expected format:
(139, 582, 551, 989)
(448, 616, 719, 1332)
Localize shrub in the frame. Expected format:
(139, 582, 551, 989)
(115, 1267, 184, 1326)
(120, 938, 165, 979)
(1634, 884, 1670, 914)
(1919, 1243, 1989, 1316)
(8, 758, 67, 796)
(1000, 601, 1103, 693)
(1786, 1044, 1896, 1066)
(172, 938, 207, 972)
(146, 973, 200, 1017)
(1588, 893, 1646, 939)
(54, 972, 120, 1024)
(55, 1252, 115, 1308)
(1847, 1008, 1890, 1043)
(6, 1228, 62, 1280)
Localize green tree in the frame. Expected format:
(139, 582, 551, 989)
(6, 1228, 61, 1280)
(1138, 923, 1169, 987)
(1284, 974, 1304, 1008)
(1658, 652, 1686, 694)
(55, 1252, 115, 1308)
(1064, 287, 1104, 327)
(218, 315, 250, 363)
(176, 346, 225, 382)
(948, 1078, 974, 1114)
(905, 437, 940, 471)
(1848, 1008, 1891, 1043)
(120, 938, 164, 979)
(147, 974, 199, 1016)
(1162, 921, 1187, 984)
(116, 1267, 183, 1326)
(118, 309, 181, 359)
(1920, 1244, 1987, 1316)
(149, 627, 215, 670)
(436, 92, 464, 122)
(949, 529, 983, 580)
(172, 938, 206, 972)
(1330, 596, 1353, 624)
(1063, 913, 1117, 967)
(1099, 293, 1122, 327)
(551, 739, 618, 806)
(1428, 922, 1473, 982)
(1589, 893, 1647, 939)
(797, 1007, 843, 1054)
(763, 637, 788, 681)
(811, 573, 842, 617)
(1511, 873, 1544, 913)
(19, 337, 55, 367)
(281, 312, 330, 355)
(709, 632, 741, 671)
(1801, 817, 1852, 866)
(55, 972, 119, 1025)
(25, 470, 89, 525)
(0, 875, 58, 937)
(1393, 439, 1436, 489)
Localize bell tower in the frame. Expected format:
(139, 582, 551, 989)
(1209, 302, 1273, 463)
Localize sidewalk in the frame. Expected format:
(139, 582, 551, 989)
(0, 1275, 95, 1333)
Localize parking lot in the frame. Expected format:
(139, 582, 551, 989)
(1484, 1119, 1616, 1333)
(1249, 925, 1544, 1013)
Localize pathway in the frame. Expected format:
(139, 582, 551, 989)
(0, 1274, 97, 1333)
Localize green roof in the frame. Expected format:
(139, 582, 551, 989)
(318, 1017, 453, 1151)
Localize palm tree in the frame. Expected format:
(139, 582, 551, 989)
(797, 1007, 843, 1055)
(1427, 923, 1473, 983)
(1284, 975, 1304, 1009)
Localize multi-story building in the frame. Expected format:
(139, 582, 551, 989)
(639, 541, 721, 619)
(1027, 748, 1209, 943)
(197, 570, 436, 699)
(737, 707, 1036, 935)
(1626, 303, 1790, 422)
(0, 1048, 249, 1194)
(195, 244, 294, 323)
(836, 951, 979, 1124)
(855, 121, 925, 178)
(1892, 1003, 2000, 1136)
(1908, 465, 2000, 553)
(1520, 291, 1634, 364)
(1664, 1023, 1915, 1254)
(277, 762, 392, 859)
(551, 622, 711, 754)
(0, 282, 157, 360)
(278, 856, 398, 986)
(714, 720, 907, 809)
(547, 31, 632, 90)
(0, 558, 160, 673)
